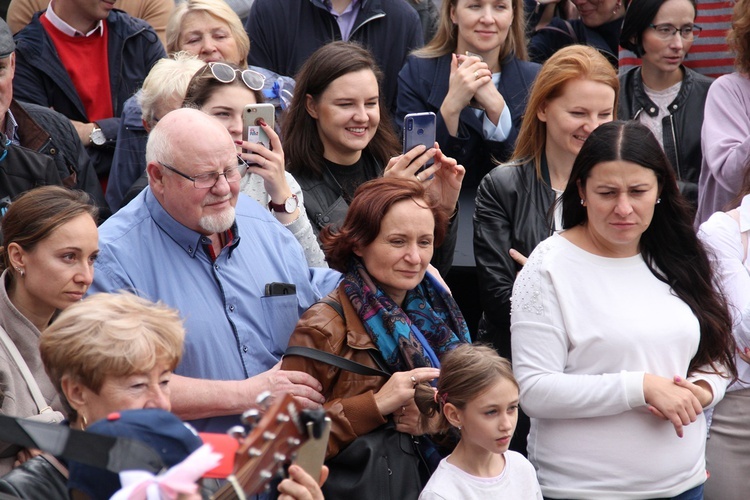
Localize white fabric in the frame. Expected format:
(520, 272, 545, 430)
(471, 73, 512, 142)
(698, 194, 750, 391)
(510, 233, 722, 499)
(640, 81, 681, 148)
(45, 1, 104, 36)
(419, 451, 542, 500)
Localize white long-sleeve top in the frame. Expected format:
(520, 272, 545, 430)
(510, 233, 726, 499)
(698, 194, 750, 391)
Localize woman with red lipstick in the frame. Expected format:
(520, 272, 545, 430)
(282, 178, 470, 497)
(396, 0, 539, 189)
(182, 61, 327, 267)
(0, 186, 99, 475)
(415, 344, 542, 499)
(619, 0, 709, 210)
(511, 121, 737, 499)
(284, 41, 465, 276)
(529, 0, 625, 66)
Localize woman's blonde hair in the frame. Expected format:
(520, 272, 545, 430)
(413, 0, 528, 62)
(512, 45, 619, 177)
(40, 292, 185, 418)
(415, 343, 517, 434)
(166, 0, 249, 68)
(139, 52, 206, 128)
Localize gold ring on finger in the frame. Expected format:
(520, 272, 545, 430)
(474, 70, 479, 80)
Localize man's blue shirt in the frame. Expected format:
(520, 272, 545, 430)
(89, 188, 340, 431)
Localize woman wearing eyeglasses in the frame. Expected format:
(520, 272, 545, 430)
(183, 62, 327, 267)
(618, 0, 710, 210)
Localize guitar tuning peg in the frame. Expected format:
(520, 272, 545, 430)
(241, 408, 261, 427)
(255, 391, 273, 408)
(227, 425, 247, 440)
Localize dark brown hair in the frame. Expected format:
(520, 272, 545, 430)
(0, 186, 98, 276)
(415, 343, 517, 434)
(562, 121, 737, 379)
(282, 41, 400, 178)
(321, 177, 447, 272)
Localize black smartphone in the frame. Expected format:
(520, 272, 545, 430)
(264, 282, 297, 296)
(403, 112, 437, 175)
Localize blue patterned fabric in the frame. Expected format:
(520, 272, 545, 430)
(342, 258, 470, 372)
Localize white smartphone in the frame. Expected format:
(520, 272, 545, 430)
(242, 103, 275, 151)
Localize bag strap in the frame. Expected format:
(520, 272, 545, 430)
(0, 325, 50, 414)
(285, 346, 390, 378)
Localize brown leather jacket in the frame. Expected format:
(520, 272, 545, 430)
(281, 283, 388, 458)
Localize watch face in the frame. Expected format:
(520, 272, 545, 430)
(90, 129, 106, 146)
(284, 195, 298, 213)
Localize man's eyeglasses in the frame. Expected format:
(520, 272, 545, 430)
(649, 23, 702, 40)
(206, 62, 266, 91)
(159, 156, 249, 189)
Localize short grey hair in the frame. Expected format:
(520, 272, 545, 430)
(139, 52, 205, 128)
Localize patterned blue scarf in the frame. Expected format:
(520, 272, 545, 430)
(342, 258, 471, 371)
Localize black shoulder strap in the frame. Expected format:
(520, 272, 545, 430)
(285, 346, 390, 378)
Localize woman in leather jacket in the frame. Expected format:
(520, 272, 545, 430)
(618, 0, 711, 209)
(474, 45, 618, 359)
(283, 42, 465, 277)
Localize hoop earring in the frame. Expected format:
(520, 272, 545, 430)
(80, 413, 88, 431)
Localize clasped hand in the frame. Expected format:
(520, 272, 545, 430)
(643, 373, 712, 438)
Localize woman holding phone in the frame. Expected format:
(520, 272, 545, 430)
(183, 62, 327, 267)
(395, 0, 539, 188)
(283, 42, 465, 276)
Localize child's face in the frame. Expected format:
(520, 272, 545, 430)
(456, 377, 519, 455)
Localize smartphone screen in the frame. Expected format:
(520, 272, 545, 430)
(403, 112, 437, 174)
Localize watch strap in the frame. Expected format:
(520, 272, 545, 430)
(268, 194, 298, 213)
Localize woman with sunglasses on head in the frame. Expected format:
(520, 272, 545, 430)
(108, 0, 256, 211)
(284, 41, 465, 276)
(618, 0, 710, 210)
(395, 0, 539, 190)
(184, 62, 327, 267)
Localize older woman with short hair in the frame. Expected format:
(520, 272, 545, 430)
(282, 177, 470, 497)
(0, 291, 184, 497)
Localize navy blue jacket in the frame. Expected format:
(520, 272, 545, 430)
(245, 0, 423, 113)
(396, 53, 539, 188)
(12, 9, 165, 177)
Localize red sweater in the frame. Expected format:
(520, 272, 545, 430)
(40, 14, 114, 121)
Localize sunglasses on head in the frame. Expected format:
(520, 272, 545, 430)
(206, 62, 266, 91)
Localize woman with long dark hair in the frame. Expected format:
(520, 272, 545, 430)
(511, 121, 737, 498)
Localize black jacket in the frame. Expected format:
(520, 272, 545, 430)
(295, 151, 459, 277)
(0, 455, 67, 499)
(0, 133, 62, 207)
(11, 100, 108, 217)
(245, 0, 423, 113)
(473, 158, 554, 357)
(618, 66, 712, 206)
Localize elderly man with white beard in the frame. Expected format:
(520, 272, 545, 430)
(89, 108, 341, 433)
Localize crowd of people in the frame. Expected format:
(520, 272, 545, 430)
(0, 0, 748, 498)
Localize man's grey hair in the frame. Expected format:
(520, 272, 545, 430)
(145, 121, 174, 171)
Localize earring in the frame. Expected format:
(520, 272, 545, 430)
(613, 0, 621, 14)
(580, 199, 585, 206)
(656, 198, 661, 205)
(457, 425, 462, 431)
(15, 267, 24, 277)
(80, 413, 88, 431)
